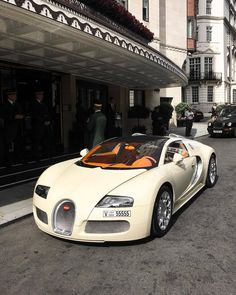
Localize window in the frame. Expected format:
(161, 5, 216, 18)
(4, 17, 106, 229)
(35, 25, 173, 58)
(192, 86, 199, 103)
(196, 26, 199, 41)
(207, 86, 214, 102)
(206, 26, 212, 42)
(204, 57, 213, 78)
(187, 18, 193, 38)
(116, 0, 128, 9)
(143, 0, 149, 22)
(189, 58, 201, 80)
(196, 0, 199, 15)
(227, 29, 230, 46)
(233, 89, 236, 103)
(129, 90, 145, 107)
(206, 0, 212, 14)
(164, 141, 189, 164)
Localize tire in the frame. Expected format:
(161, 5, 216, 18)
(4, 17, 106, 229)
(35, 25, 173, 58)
(151, 185, 173, 237)
(205, 154, 217, 188)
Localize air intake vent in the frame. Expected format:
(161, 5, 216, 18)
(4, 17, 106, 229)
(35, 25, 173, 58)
(85, 221, 130, 234)
(36, 207, 48, 224)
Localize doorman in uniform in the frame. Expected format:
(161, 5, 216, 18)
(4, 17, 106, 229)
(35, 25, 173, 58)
(1, 88, 24, 165)
(30, 89, 51, 160)
(87, 99, 107, 148)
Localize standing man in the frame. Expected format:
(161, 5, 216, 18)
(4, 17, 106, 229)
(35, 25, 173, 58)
(104, 97, 116, 138)
(184, 106, 194, 137)
(87, 99, 107, 148)
(211, 103, 217, 118)
(30, 89, 51, 160)
(1, 88, 24, 165)
(151, 106, 165, 135)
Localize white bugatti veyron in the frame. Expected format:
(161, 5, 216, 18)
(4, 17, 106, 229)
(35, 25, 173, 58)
(33, 135, 217, 242)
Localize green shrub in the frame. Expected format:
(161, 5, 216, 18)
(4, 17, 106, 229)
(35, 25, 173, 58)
(175, 102, 189, 115)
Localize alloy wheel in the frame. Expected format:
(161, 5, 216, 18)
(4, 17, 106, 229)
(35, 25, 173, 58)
(157, 191, 172, 231)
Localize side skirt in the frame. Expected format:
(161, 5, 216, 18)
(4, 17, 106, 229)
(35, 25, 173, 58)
(173, 183, 205, 214)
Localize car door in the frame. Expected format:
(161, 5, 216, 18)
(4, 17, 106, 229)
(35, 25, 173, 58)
(164, 140, 197, 200)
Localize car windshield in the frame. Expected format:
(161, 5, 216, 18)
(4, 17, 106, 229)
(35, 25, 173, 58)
(228, 108, 236, 116)
(218, 106, 236, 117)
(77, 136, 167, 169)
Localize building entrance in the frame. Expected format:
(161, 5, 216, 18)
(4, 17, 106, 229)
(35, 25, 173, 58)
(0, 63, 62, 167)
(69, 79, 108, 151)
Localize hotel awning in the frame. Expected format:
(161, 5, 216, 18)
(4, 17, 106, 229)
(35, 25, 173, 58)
(0, 0, 187, 89)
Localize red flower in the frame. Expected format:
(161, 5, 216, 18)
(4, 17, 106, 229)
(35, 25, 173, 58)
(79, 0, 154, 41)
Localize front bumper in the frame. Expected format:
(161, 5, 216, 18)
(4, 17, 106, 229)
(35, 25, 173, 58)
(33, 195, 152, 242)
(207, 126, 235, 136)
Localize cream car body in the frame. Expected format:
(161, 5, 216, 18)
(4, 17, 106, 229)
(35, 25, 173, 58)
(33, 135, 217, 242)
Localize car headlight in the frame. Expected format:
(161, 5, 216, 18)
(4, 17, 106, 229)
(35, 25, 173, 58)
(35, 185, 50, 199)
(96, 196, 134, 208)
(208, 122, 212, 126)
(226, 122, 232, 127)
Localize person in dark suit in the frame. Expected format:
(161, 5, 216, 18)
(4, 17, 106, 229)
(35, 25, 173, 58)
(104, 97, 116, 138)
(151, 106, 165, 135)
(87, 100, 107, 148)
(0, 115, 4, 166)
(30, 89, 51, 160)
(1, 88, 24, 165)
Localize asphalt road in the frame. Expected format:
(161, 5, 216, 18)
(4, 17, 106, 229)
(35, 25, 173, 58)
(0, 136, 235, 295)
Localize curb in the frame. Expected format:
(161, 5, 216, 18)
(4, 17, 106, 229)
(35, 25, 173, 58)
(0, 198, 33, 226)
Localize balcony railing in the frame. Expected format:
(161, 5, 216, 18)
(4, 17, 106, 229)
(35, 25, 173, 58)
(188, 72, 222, 82)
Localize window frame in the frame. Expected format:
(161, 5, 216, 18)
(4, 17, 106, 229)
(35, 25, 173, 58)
(142, 0, 149, 22)
(128, 90, 145, 107)
(206, 0, 212, 15)
(189, 57, 201, 80)
(206, 26, 212, 42)
(207, 86, 214, 102)
(192, 86, 199, 104)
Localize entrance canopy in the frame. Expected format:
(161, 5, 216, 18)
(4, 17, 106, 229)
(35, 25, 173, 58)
(0, 0, 187, 89)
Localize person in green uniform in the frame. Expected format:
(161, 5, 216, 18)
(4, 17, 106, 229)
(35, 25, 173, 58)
(87, 100, 107, 148)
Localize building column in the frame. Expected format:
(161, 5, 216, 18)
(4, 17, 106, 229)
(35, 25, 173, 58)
(61, 74, 76, 150)
(107, 85, 129, 136)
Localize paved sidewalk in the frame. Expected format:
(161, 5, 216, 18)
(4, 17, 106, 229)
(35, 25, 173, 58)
(169, 120, 209, 138)
(0, 120, 209, 226)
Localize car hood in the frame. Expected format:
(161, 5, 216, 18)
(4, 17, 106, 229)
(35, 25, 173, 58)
(215, 115, 236, 123)
(45, 164, 146, 219)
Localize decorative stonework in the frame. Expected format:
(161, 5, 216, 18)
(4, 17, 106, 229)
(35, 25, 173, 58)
(2, 0, 187, 83)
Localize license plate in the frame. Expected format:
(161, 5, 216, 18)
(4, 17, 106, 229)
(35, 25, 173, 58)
(103, 210, 131, 217)
(213, 130, 222, 133)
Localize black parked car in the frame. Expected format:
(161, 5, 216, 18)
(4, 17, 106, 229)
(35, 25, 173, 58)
(192, 108, 204, 122)
(208, 106, 236, 137)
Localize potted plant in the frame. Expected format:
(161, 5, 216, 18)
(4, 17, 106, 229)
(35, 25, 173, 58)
(128, 105, 150, 134)
(175, 102, 189, 127)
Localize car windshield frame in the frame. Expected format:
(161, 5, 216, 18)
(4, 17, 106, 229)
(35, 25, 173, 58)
(76, 136, 167, 170)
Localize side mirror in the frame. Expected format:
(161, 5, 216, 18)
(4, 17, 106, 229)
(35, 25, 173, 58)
(173, 153, 184, 165)
(80, 148, 89, 157)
